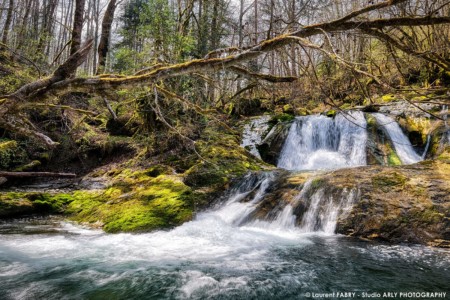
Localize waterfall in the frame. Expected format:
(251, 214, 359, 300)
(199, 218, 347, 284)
(421, 135, 431, 159)
(212, 172, 275, 226)
(287, 179, 357, 234)
(241, 115, 271, 158)
(372, 113, 422, 164)
(277, 111, 367, 171)
(213, 174, 357, 235)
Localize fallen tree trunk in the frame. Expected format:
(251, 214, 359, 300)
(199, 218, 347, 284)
(0, 171, 77, 178)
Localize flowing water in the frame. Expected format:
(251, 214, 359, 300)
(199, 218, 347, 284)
(277, 111, 367, 171)
(1, 213, 449, 299)
(1, 111, 448, 299)
(371, 113, 422, 164)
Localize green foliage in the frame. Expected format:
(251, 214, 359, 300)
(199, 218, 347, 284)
(114, 0, 195, 73)
(112, 47, 144, 74)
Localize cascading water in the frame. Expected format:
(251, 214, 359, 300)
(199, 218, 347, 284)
(421, 135, 431, 159)
(372, 113, 422, 164)
(1, 110, 449, 298)
(214, 174, 358, 236)
(277, 111, 367, 171)
(210, 172, 276, 227)
(298, 186, 357, 234)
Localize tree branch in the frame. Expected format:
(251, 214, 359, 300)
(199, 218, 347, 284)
(229, 66, 298, 83)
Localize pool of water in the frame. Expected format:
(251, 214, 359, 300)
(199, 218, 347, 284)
(0, 216, 448, 300)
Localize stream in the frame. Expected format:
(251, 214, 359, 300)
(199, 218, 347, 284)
(0, 215, 449, 299)
(1, 111, 449, 299)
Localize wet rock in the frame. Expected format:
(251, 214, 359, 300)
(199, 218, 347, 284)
(257, 122, 292, 165)
(327, 161, 449, 247)
(233, 160, 449, 247)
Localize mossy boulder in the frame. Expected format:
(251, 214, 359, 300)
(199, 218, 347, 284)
(0, 192, 74, 218)
(268, 113, 295, 125)
(66, 169, 195, 232)
(184, 128, 262, 191)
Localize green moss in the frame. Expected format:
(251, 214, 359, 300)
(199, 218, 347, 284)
(326, 110, 336, 118)
(295, 107, 310, 116)
(436, 146, 450, 162)
(387, 151, 402, 166)
(29, 193, 75, 212)
(412, 208, 444, 224)
(310, 178, 325, 191)
(268, 113, 295, 125)
(144, 165, 171, 177)
(184, 128, 262, 189)
(13, 160, 41, 171)
(66, 172, 195, 233)
(282, 104, 294, 114)
(0, 140, 28, 170)
(0, 192, 74, 217)
(366, 114, 377, 128)
(381, 94, 396, 103)
(340, 103, 352, 110)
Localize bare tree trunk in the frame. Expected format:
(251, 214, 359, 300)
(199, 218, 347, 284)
(92, 0, 100, 74)
(70, 0, 86, 56)
(1, 0, 14, 45)
(97, 0, 117, 74)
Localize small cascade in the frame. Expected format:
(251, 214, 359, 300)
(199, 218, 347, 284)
(372, 113, 422, 164)
(241, 115, 271, 158)
(212, 172, 276, 226)
(277, 111, 367, 171)
(294, 181, 357, 234)
(421, 135, 431, 159)
(213, 174, 358, 235)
